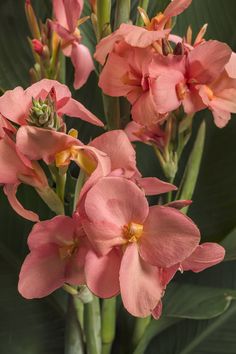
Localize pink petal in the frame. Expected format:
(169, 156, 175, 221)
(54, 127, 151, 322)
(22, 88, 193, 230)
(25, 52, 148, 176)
(26, 79, 71, 102)
(82, 177, 149, 254)
(64, 0, 83, 32)
(140, 205, 200, 267)
(225, 52, 236, 78)
(18, 244, 65, 299)
(27, 215, 76, 250)
(16, 126, 81, 164)
(120, 243, 162, 317)
(152, 301, 163, 319)
(85, 249, 121, 298)
(52, 0, 68, 28)
(131, 91, 161, 126)
(0, 135, 30, 184)
(182, 88, 206, 114)
(60, 97, 103, 127)
(164, 0, 192, 18)
(124, 121, 144, 142)
(182, 242, 225, 272)
(161, 264, 179, 287)
(151, 71, 184, 114)
(4, 184, 40, 222)
(136, 177, 177, 196)
(212, 109, 231, 128)
(188, 40, 232, 83)
(98, 52, 134, 97)
(90, 130, 137, 178)
(0, 87, 31, 125)
(71, 43, 94, 89)
(51, 21, 74, 42)
(65, 245, 87, 285)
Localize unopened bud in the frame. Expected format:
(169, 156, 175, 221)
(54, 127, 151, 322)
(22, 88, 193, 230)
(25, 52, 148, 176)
(32, 39, 44, 55)
(25, 0, 41, 39)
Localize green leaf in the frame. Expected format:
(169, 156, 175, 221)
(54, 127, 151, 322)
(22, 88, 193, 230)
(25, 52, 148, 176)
(221, 229, 236, 261)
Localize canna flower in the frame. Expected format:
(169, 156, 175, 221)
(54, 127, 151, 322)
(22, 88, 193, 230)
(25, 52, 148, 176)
(18, 215, 88, 298)
(81, 177, 200, 317)
(51, 0, 94, 89)
(0, 132, 48, 222)
(94, 0, 192, 65)
(0, 79, 103, 129)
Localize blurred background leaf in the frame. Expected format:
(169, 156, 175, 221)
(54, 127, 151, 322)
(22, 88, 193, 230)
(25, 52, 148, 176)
(0, 0, 236, 353)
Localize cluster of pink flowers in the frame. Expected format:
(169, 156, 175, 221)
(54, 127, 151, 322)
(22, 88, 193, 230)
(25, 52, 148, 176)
(0, 78, 224, 318)
(95, 0, 236, 142)
(0, 0, 230, 321)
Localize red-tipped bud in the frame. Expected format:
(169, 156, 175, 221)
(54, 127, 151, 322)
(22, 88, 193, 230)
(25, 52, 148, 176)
(32, 39, 44, 55)
(25, 0, 31, 4)
(90, 0, 97, 14)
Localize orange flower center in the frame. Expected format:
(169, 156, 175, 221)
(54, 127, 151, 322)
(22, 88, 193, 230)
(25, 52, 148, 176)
(176, 82, 187, 101)
(123, 222, 144, 243)
(59, 240, 78, 260)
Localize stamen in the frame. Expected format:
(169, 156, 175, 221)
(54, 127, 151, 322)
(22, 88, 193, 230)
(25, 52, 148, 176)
(123, 222, 143, 243)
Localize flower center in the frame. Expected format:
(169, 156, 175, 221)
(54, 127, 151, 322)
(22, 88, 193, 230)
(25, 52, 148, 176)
(59, 240, 78, 260)
(176, 82, 187, 101)
(55, 146, 97, 175)
(204, 85, 214, 101)
(123, 222, 144, 243)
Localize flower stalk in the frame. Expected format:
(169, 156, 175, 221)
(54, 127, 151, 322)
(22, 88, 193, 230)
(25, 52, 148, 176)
(101, 297, 117, 354)
(84, 295, 102, 354)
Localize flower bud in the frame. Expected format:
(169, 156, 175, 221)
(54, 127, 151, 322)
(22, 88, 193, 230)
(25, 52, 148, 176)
(32, 39, 44, 55)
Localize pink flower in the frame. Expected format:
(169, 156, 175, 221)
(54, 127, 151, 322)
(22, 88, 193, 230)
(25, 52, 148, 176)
(94, 0, 192, 65)
(32, 39, 44, 55)
(82, 177, 200, 317)
(51, 0, 94, 89)
(0, 132, 48, 221)
(0, 79, 103, 128)
(18, 215, 88, 298)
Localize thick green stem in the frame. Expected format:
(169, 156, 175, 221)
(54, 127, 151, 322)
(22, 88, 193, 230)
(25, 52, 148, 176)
(132, 316, 151, 350)
(65, 295, 85, 354)
(114, 0, 131, 30)
(102, 94, 121, 130)
(97, 0, 111, 39)
(73, 170, 86, 211)
(136, 0, 149, 26)
(84, 295, 102, 354)
(101, 297, 117, 354)
(60, 52, 66, 84)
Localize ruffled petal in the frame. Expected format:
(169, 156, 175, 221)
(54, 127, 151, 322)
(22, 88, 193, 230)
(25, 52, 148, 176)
(140, 205, 200, 267)
(182, 242, 225, 272)
(120, 243, 162, 317)
(136, 177, 177, 196)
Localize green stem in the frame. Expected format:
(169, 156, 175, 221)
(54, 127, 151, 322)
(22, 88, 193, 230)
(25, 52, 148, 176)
(59, 52, 66, 84)
(114, 0, 131, 30)
(84, 295, 102, 354)
(136, 0, 150, 26)
(97, 0, 111, 39)
(73, 170, 86, 211)
(102, 94, 121, 130)
(65, 295, 85, 354)
(102, 297, 117, 354)
(56, 172, 66, 202)
(132, 316, 151, 350)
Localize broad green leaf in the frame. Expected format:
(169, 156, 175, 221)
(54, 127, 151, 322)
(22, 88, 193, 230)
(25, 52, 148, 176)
(221, 229, 236, 261)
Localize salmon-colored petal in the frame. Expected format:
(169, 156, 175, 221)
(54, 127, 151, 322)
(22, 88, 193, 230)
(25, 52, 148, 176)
(27, 215, 76, 250)
(140, 205, 200, 267)
(82, 177, 149, 253)
(52, 0, 68, 28)
(85, 249, 121, 298)
(225, 52, 236, 78)
(16, 126, 81, 164)
(65, 245, 87, 285)
(0, 87, 31, 125)
(164, 0, 192, 18)
(131, 91, 160, 126)
(165, 200, 192, 210)
(98, 52, 133, 97)
(120, 243, 162, 318)
(71, 43, 94, 89)
(64, 0, 83, 32)
(188, 40, 232, 83)
(26, 79, 71, 102)
(136, 177, 177, 196)
(182, 243, 225, 272)
(152, 301, 163, 319)
(212, 109, 231, 128)
(60, 97, 104, 126)
(4, 184, 40, 222)
(18, 244, 65, 299)
(90, 130, 137, 178)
